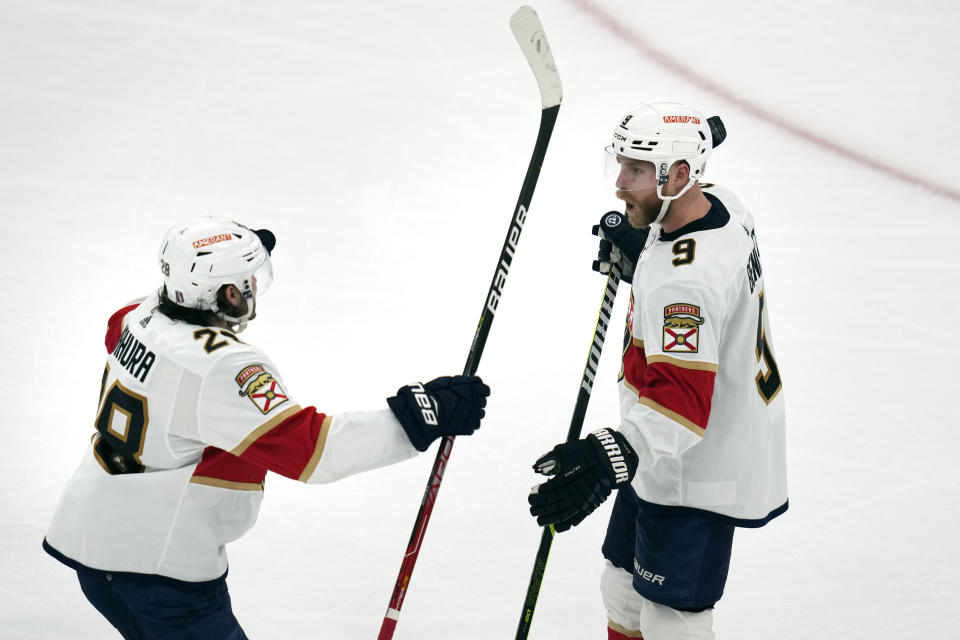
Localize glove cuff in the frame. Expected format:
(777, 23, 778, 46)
(587, 428, 638, 486)
(387, 390, 434, 452)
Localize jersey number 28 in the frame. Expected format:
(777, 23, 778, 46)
(92, 364, 149, 474)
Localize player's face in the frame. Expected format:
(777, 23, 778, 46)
(614, 157, 662, 229)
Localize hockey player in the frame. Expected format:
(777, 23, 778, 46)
(44, 217, 490, 639)
(528, 102, 788, 639)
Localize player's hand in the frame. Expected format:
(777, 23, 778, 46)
(591, 211, 649, 284)
(528, 428, 638, 532)
(388, 375, 490, 451)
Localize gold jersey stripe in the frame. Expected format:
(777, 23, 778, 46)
(637, 396, 706, 437)
(608, 619, 644, 638)
(230, 404, 303, 457)
(646, 354, 719, 372)
(190, 476, 263, 492)
(298, 414, 333, 482)
(632, 337, 644, 349)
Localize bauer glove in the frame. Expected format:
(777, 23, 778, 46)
(388, 375, 490, 452)
(528, 428, 638, 532)
(592, 211, 649, 284)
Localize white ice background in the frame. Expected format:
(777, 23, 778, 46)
(2, 0, 959, 638)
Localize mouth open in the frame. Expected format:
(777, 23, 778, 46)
(616, 190, 639, 216)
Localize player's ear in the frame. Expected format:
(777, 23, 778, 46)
(218, 285, 245, 309)
(672, 160, 691, 182)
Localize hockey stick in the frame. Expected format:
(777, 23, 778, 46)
(515, 264, 621, 640)
(376, 7, 562, 640)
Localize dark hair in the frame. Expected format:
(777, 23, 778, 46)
(156, 286, 238, 326)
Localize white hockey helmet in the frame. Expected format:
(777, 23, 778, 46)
(158, 216, 275, 331)
(605, 101, 726, 223)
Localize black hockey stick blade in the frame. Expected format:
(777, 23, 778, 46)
(515, 265, 621, 640)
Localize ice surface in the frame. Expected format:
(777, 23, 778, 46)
(2, 0, 958, 638)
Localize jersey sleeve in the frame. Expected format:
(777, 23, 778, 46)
(620, 278, 725, 469)
(303, 409, 419, 484)
(192, 348, 417, 484)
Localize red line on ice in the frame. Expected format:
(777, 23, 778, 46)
(569, 0, 960, 204)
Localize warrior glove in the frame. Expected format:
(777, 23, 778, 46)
(592, 211, 650, 284)
(528, 428, 638, 532)
(388, 375, 490, 452)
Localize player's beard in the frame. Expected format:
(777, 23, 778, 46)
(224, 297, 256, 321)
(240, 298, 257, 321)
(616, 187, 665, 229)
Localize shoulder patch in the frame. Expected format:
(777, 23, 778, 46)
(236, 365, 289, 414)
(662, 303, 703, 353)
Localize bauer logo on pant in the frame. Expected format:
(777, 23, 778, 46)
(662, 303, 704, 353)
(236, 365, 289, 414)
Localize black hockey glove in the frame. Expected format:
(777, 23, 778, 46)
(591, 211, 650, 284)
(528, 428, 638, 532)
(388, 375, 490, 452)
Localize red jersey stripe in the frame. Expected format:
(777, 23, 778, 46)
(638, 360, 715, 432)
(229, 404, 303, 456)
(230, 406, 332, 482)
(622, 337, 647, 389)
(191, 446, 267, 490)
(623, 338, 716, 432)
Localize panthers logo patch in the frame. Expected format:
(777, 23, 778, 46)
(662, 303, 704, 353)
(236, 364, 289, 414)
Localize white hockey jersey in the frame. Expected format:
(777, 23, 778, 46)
(618, 185, 788, 526)
(45, 295, 418, 581)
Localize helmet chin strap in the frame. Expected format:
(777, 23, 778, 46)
(220, 313, 249, 333)
(653, 178, 697, 225)
(212, 298, 255, 333)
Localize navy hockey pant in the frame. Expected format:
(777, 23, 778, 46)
(602, 486, 735, 612)
(75, 566, 248, 640)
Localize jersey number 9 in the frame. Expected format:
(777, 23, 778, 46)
(755, 290, 782, 404)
